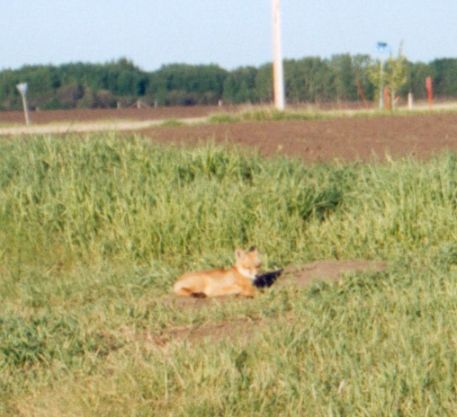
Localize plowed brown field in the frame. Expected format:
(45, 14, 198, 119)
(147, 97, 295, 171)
(141, 112, 457, 162)
(2, 107, 457, 162)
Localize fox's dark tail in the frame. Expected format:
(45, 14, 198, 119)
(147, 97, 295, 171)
(253, 269, 284, 288)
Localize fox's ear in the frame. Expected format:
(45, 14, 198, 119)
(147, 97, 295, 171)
(248, 246, 257, 253)
(235, 248, 245, 259)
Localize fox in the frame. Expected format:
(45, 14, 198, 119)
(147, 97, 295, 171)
(173, 247, 261, 298)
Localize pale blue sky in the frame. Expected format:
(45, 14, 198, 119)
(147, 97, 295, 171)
(2, 0, 455, 71)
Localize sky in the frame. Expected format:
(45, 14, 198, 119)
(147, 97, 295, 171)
(2, 0, 456, 71)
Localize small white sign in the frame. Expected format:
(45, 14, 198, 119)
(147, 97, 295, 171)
(16, 82, 28, 95)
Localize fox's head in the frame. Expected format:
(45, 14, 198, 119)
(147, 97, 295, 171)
(235, 246, 261, 280)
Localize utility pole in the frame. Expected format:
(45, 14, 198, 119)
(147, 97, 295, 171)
(272, 0, 285, 110)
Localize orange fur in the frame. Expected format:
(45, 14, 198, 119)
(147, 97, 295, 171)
(173, 247, 261, 298)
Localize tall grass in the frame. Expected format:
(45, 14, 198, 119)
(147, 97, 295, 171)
(1, 134, 457, 416)
(2, 134, 457, 268)
(0, 134, 348, 268)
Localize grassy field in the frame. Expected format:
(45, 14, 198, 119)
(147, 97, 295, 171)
(1, 134, 457, 416)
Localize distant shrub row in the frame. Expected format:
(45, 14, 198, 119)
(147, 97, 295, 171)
(1, 55, 456, 110)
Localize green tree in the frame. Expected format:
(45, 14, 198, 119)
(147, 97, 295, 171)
(223, 67, 258, 103)
(430, 58, 457, 97)
(405, 61, 432, 100)
(385, 51, 408, 108)
(284, 58, 335, 103)
(368, 49, 407, 110)
(330, 54, 357, 102)
(352, 54, 375, 102)
(146, 64, 227, 105)
(255, 64, 273, 103)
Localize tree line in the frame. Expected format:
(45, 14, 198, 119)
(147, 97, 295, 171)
(1, 55, 456, 110)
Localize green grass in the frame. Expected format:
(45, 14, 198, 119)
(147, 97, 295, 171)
(1, 134, 457, 416)
(207, 105, 457, 125)
(159, 118, 186, 127)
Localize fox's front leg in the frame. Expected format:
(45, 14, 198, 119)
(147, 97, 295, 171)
(239, 282, 256, 298)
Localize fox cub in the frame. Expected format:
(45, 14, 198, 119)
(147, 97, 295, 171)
(173, 247, 261, 298)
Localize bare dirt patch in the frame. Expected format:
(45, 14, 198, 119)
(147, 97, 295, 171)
(152, 318, 261, 346)
(0, 106, 224, 125)
(120, 318, 261, 348)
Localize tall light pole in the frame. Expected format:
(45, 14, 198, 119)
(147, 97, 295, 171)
(272, 0, 285, 110)
(16, 82, 31, 125)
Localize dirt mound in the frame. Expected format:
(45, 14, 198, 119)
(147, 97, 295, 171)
(286, 259, 387, 287)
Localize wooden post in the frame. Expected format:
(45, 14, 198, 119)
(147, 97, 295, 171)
(16, 83, 31, 125)
(407, 92, 413, 110)
(21, 94, 30, 125)
(426, 76, 433, 109)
